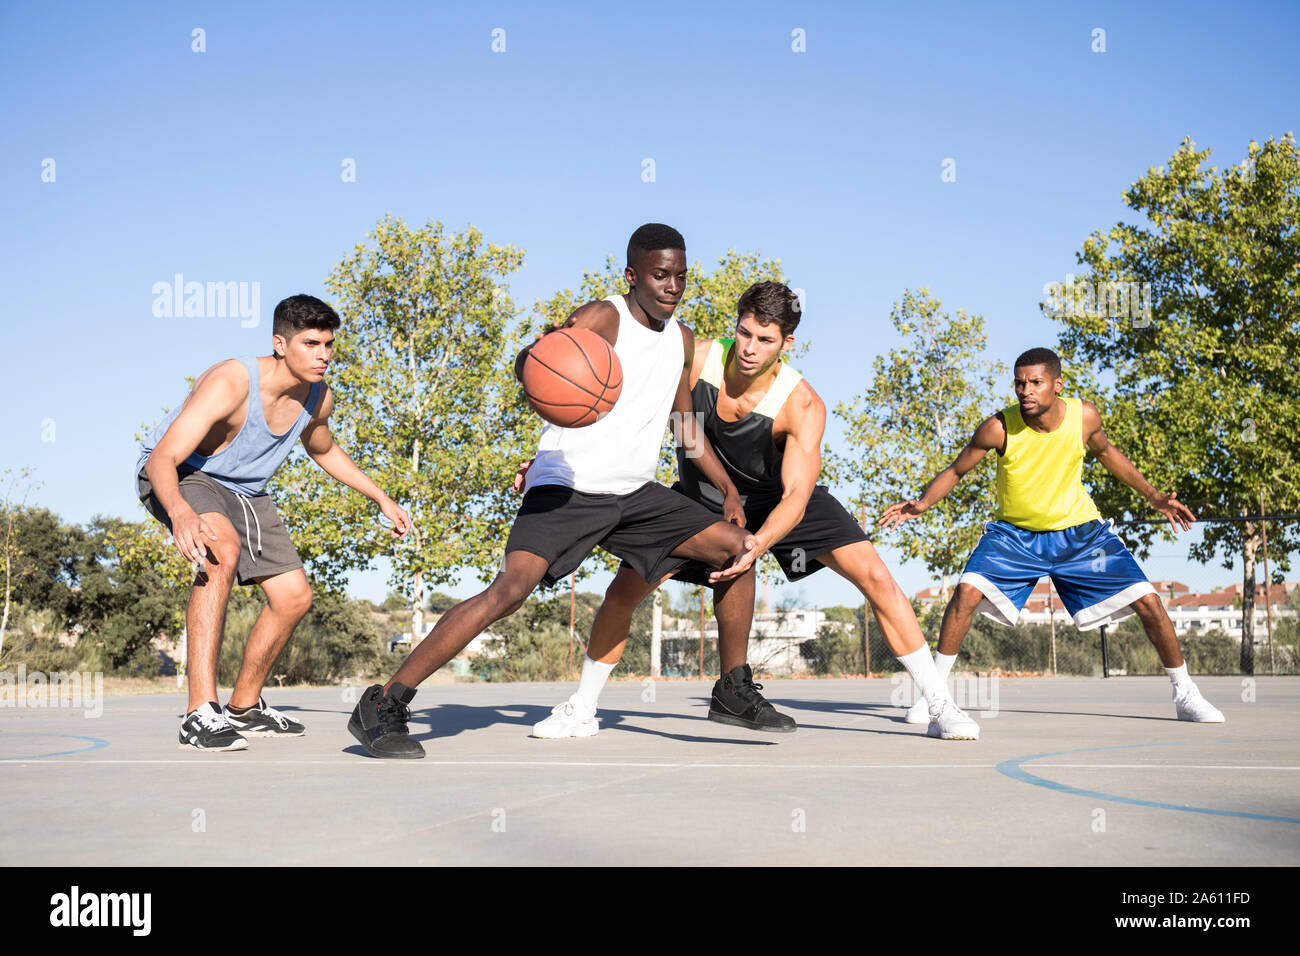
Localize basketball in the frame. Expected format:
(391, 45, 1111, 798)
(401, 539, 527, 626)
(521, 327, 623, 427)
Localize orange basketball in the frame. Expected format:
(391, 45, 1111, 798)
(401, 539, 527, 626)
(521, 327, 623, 427)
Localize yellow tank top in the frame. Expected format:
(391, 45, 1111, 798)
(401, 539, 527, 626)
(994, 396, 1102, 531)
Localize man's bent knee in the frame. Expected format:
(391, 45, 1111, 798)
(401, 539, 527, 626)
(488, 575, 533, 618)
(275, 584, 313, 619)
(952, 582, 983, 609)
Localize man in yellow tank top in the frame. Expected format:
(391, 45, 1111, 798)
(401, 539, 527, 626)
(881, 347, 1224, 723)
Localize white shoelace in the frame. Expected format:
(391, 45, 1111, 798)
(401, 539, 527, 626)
(190, 706, 230, 732)
(233, 493, 264, 565)
(256, 699, 292, 729)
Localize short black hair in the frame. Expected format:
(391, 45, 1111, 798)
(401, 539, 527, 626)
(736, 281, 801, 338)
(273, 294, 340, 341)
(626, 223, 685, 268)
(1014, 347, 1062, 379)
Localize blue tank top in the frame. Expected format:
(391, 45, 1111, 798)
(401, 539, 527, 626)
(138, 356, 324, 496)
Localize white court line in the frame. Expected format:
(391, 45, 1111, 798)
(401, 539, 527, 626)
(4, 759, 1298, 770)
(1034, 763, 1300, 770)
(0, 759, 998, 768)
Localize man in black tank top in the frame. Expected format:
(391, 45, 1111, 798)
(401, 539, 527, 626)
(535, 282, 981, 741)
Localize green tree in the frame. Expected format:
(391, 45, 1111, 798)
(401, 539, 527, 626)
(1, 468, 41, 658)
(831, 289, 1007, 595)
(273, 217, 535, 644)
(66, 517, 186, 675)
(1050, 135, 1300, 673)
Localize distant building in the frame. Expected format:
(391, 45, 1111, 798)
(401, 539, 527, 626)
(660, 608, 851, 675)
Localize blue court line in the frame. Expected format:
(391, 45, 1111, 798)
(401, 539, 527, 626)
(0, 733, 110, 761)
(996, 739, 1300, 824)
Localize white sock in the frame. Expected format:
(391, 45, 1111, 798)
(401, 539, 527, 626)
(575, 655, 616, 709)
(899, 646, 949, 706)
(935, 651, 957, 682)
(1166, 663, 1193, 691)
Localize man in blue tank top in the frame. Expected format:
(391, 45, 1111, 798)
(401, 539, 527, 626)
(137, 294, 411, 751)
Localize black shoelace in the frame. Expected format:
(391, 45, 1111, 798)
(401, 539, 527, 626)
(735, 678, 772, 710)
(377, 696, 411, 732)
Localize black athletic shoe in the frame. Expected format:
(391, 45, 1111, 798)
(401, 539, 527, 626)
(348, 682, 425, 759)
(708, 664, 797, 733)
(179, 702, 249, 752)
(224, 696, 306, 737)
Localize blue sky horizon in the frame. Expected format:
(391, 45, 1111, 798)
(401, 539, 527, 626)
(3, 0, 1297, 613)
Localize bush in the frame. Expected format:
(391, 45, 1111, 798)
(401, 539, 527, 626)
(0, 604, 79, 673)
(218, 587, 386, 686)
(470, 590, 605, 682)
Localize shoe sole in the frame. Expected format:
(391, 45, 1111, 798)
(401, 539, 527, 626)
(927, 726, 980, 740)
(178, 739, 248, 752)
(531, 723, 599, 739)
(228, 726, 306, 737)
(1177, 713, 1226, 723)
(708, 710, 797, 733)
(903, 711, 930, 725)
(347, 714, 425, 759)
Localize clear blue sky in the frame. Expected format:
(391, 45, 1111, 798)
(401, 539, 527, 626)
(3, 0, 1297, 612)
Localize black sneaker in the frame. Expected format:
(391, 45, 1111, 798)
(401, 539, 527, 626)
(179, 702, 249, 752)
(708, 664, 797, 733)
(224, 696, 306, 737)
(348, 683, 425, 759)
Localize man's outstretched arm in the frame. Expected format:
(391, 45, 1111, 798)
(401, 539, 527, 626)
(878, 413, 1005, 531)
(1082, 401, 1195, 532)
(300, 388, 411, 538)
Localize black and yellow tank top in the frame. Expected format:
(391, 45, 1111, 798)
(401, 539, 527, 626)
(677, 338, 804, 507)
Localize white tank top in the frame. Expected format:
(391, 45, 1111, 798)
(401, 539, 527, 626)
(525, 294, 685, 495)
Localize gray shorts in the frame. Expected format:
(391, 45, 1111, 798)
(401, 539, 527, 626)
(137, 466, 303, 585)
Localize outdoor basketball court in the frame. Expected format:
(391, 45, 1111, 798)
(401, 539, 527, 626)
(2, 676, 1295, 866)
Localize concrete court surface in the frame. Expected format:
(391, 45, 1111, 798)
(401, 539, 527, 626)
(1, 676, 1297, 866)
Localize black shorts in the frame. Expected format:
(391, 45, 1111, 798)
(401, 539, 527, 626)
(506, 482, 724, 587)
(641, 484, 868, 587)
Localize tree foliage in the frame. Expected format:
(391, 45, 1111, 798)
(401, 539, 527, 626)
(273, 217, 535, 640)
(831, 289, 1007, 589)
(1050, 134, 1300, 671)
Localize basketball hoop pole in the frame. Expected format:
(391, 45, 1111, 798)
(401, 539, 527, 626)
(1100, 624, 1110, 678)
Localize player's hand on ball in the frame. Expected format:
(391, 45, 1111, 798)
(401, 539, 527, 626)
(511, 459, 534, 493)
(1150, 491, 1195, 533)
(879, 499, 926, 531)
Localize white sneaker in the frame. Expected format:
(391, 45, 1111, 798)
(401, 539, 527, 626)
(1174, 684, 1225, 723)
(926, 697, 980, 740)
(903, 697, 930, 724)
(532, 694, 599, 738)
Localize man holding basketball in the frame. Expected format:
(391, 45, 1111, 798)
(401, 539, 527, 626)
(138, 294, 411, 751)
(533, 281, 981, 740)
(881, 347, 1224, 724)
(347, 224, 761, 758)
